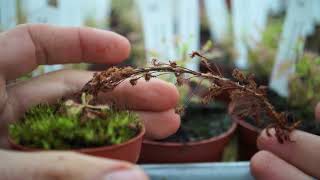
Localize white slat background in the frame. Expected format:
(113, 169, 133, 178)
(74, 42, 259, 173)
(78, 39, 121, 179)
(0, 0, 320, 96)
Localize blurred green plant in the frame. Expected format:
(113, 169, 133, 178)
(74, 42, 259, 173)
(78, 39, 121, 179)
(246, 17, 320, 116)
(248, 18, 283, 79)
(158, 40, 215, 106)
(285, 52, 320, 135)
(84, 16, 101, 28)
(110, 0, 145, 67)
(245, 51, 320, 135)
(289, 52, 320, 112)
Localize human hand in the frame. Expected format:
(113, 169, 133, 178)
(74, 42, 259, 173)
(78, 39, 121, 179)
(250, 103, 320, 180)
(0, 24, 180, 180)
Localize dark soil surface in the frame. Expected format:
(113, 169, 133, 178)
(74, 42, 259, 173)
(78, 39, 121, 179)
(159, 102, 232, 143)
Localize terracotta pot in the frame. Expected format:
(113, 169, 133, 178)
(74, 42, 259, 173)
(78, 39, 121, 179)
(9, 126, 145, 163)
(139, 122, 237, 163)
(233, 116, 260, 161)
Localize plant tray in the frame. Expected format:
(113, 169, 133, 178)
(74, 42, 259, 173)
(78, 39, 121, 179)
(142, 162, 253, 180)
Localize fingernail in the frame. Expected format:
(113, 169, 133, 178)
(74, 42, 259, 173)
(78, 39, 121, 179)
(103, 169, 146, 180)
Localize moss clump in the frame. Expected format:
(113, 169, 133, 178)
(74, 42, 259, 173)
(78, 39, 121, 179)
(9, 104, 141, 150)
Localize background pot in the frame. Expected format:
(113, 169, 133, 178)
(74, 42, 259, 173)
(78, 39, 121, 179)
(233, 116, 260, 161)
(9, 126, 145, 163)
(139, 121, 237, 163)
(233, 88, 290, 160)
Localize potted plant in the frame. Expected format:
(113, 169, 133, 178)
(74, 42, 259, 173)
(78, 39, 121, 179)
(8, 85, 145, 163)
(135, 52, 298, 156)
(135, 44, 237, 163)
(139, 88, 237, 163)
(71, 52, 298, 164)
(9, 52, 299, 165)
(235, 52, 320, 160)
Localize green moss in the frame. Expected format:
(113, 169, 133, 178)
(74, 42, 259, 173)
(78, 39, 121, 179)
(9, 104, 141, 150)
(261, 18, 283, 50)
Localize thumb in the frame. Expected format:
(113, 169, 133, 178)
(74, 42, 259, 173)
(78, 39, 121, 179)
(0, 150, 148, 180)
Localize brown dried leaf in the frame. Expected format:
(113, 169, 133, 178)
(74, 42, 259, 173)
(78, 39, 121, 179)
(247, 73, 257, 89)
(130, 78, 139, 86)
(257, 85, 268, 95)
(175, 106, 185, 116)
(176, 75, 184, 86)
(151, 58, 162, 66)
(169, 60, 177, 68)
(144, 73, 152, 81)
(232, 69, 246, 82)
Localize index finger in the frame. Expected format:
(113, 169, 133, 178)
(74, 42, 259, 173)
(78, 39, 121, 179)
(0, 24, 131, 80)
(257, 128, 320, 178)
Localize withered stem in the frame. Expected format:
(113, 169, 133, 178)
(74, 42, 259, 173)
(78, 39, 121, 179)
(81, 52, 299, 143)
(131, 66, 279, 123)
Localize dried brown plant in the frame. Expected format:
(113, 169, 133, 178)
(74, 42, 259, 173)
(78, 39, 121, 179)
(81, 51, 300, 144)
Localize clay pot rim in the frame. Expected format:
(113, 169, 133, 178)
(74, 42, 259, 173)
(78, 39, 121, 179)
(233, 115, 261, 133)
(8, 125, 146, 152)
(143, 121, 237, 146)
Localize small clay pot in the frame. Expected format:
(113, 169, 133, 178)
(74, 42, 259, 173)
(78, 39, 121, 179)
(233, 116, 260, 161)
(138, 122, 237, 163)
(9, 126, 146, 163)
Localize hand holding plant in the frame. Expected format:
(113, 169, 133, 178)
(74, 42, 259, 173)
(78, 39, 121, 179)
(0, 24, 181, 180)
(82, 51, 301, 144)
(251, 124, 320, 179)
(249, 44, 320, 179)
(1, 21, 320, 180)
(80, 45, 320, 179)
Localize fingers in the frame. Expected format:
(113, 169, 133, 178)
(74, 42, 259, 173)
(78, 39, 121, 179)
(257, 128, 320, 178)
(0, 24, 130, 80)
(2, 70, 94, 125)
(3, 70, 180, 147)
(98, 78, 179, 111)
(0, 70, 93, 146)
(0, 150, 148, 180)
(138, 109, 180, 140)
(5, 70, 178, 119)
(250, 150, 311, 180)
(3, 70, 178, 128)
